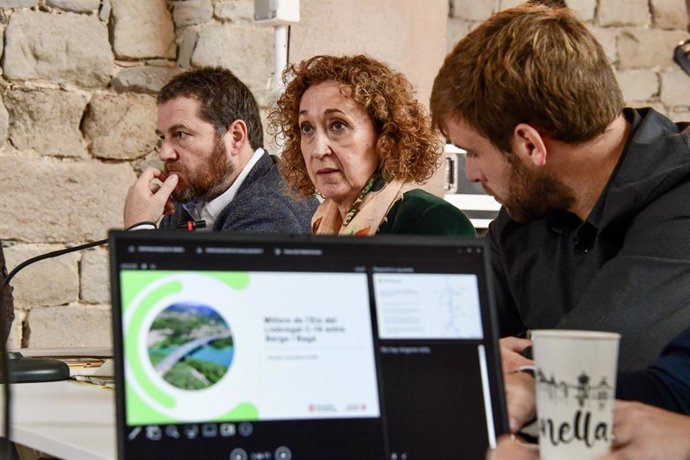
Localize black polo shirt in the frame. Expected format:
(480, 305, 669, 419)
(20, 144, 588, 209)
(488, 108, 690, 372)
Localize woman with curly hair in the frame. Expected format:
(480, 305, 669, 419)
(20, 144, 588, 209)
(269, 54, 475, 236)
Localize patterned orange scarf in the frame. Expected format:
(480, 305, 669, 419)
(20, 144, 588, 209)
(311, 179, 413, 235)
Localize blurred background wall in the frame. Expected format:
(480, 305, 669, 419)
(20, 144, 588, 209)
(0, 0, 687, 349)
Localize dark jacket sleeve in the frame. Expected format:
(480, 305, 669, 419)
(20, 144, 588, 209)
(0, 242, 14, 344)
(616, 328, 690, 415)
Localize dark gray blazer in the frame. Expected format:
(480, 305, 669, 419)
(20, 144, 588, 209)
(162, 152, 318, 233)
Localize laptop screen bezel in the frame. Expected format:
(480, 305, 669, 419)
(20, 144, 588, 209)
(109, 230, 509, 459)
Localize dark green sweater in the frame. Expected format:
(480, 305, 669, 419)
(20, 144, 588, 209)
(377, 189, 476, 236)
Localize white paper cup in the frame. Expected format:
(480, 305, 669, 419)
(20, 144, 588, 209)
(531, 330, 620, 460)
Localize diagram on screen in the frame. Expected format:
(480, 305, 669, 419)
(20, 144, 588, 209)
(373, 273, 483, 339)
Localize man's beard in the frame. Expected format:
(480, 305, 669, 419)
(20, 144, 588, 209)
(502, 153, 576, 223)
(165, 135, 234, 203)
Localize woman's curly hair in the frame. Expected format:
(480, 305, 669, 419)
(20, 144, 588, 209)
(268, 55, 443, 198)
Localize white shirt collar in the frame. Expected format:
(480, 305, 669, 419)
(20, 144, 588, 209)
(195, 148, 266, 230)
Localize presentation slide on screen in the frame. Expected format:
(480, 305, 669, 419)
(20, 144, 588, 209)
(120, 270, 380, 425)
(373, 273, 483, 340)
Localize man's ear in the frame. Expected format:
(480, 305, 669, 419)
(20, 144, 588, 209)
(510, 123, 548, 167)
(224, 119, 249, 156)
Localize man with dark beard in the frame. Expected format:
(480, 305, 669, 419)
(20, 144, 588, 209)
(430, 4, 690, 373)
(124, 67, 319, 233)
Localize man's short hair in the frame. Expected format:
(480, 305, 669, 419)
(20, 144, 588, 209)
(431, 4, 623, 152)
(527, 0, 568, 7)
(158, 67, 264, 150)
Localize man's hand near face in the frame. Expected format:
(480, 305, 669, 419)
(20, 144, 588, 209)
(124, 167, 178, 228)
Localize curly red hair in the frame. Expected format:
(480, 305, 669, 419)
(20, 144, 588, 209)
(268, 55, 442, 198)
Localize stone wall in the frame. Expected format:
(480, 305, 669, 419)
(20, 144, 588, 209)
(448, 0, 690, 120)
(0, 0, 448, 350)
(2, 0, 688, 351)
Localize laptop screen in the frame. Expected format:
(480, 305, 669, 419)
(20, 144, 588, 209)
(109, 231, 508, 460)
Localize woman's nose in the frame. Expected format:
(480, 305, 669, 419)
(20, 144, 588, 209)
(311, 131, 331, 159)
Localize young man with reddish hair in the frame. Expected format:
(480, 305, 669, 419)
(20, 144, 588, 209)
(431, 4, 690, 372)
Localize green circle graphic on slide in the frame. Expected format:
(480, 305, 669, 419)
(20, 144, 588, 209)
(122, 271, 257, 424)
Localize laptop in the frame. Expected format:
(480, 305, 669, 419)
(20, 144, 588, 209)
(109, 231, 508, 460)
